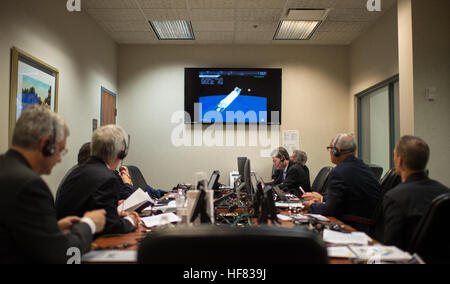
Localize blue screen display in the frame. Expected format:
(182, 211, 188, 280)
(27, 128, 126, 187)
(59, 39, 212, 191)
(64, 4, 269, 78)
(185, 68, 281, 124)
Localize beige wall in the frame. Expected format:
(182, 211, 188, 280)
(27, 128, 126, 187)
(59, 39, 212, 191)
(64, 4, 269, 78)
(118, 45, 349, 190)
(0, 0, 118, 195)
(412, 0, 450, 186)
(349, 5, 399, 134)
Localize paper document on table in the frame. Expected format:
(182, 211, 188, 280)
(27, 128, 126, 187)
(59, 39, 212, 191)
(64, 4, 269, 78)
(117, 188, 154, 213)
(141, 213, 181, 228)
(275, 202, 304, 208)
(349, 245, 413, 262)
(323, 229, 371, 245)
(82, 250, 137, 263)
(276, 214, 293, 221)
(327, 246, 357, 258)
(305, 214, 329, 222)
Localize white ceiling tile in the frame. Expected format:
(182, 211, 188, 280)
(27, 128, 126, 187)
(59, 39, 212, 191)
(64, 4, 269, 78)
(142, 9, 190, 20)
(311, 31, 356, 42)
(188, 0, 236, 9)
(234, 40, 273, 45)
(327, 8, 381, 21)
(84, 0, 394, 45)
(286, 0, 337, 9)
(99, 21, 150, 32)
(189, 9, 235, 21)
(195, 40, 234, 45)
(192, 21, 235, 31)
(136, 0, 187, 9)
(235, 31, 275, 41)
(109, 31, 158, 41)
(236, 21, 279, 31)
(236, 9, 283, 21)
(83, 0, 138, 9)
(334, 0, 367, 9)
(196, 31, 234, 40)
(87, 9, 144, 21)
(237, 0, 287, 9)
(318, 21, 368, 32)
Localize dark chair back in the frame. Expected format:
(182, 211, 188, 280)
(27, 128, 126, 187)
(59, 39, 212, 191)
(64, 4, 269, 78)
(409, 193, 450, 263)
(369, 168, 402, 241)
(367, 164, 383, 182)
(125, 165, 148, 191)
(311, 166, 333, 196)
(137, 225, 328, 264)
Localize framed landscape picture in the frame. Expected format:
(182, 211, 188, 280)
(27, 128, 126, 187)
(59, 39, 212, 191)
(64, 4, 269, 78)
(9, 47, 59, 144)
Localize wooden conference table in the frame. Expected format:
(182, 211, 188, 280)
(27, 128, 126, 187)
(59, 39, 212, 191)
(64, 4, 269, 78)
(88, 213, 374, 264)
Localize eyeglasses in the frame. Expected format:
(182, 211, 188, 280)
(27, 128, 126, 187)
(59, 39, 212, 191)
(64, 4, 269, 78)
(326, 146, 335, 151)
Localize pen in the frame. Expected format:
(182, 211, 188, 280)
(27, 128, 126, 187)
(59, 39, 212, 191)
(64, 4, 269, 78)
(299, 186, 305, 195)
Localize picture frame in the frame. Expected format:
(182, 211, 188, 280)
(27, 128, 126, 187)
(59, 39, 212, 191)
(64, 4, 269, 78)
(9, 47, 59, 145)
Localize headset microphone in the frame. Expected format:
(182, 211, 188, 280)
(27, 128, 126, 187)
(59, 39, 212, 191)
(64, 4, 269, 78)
(43, 120, 57, 157)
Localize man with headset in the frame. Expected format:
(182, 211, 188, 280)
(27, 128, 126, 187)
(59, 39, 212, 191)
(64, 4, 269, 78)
(302, 134, 381, 233)
(0, 106, 106, 263)
(56, 125, 140, 235)
(270, 147, 310, 197)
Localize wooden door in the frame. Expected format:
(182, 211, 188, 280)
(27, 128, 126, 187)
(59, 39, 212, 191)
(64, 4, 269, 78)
(101, 88, 116, 126)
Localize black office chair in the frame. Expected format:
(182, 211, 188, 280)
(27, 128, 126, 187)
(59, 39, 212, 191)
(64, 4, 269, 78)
(408, 193, 450, 263)
(367, 164, 383, 182)
(125, 165, 148, 191)
(311, 166, 333, 196)
(369, 168, 402, 241)
(137, 225, 328, 264)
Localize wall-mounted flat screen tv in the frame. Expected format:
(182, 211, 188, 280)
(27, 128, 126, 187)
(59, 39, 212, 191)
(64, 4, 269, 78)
(185, 68, 282, 124)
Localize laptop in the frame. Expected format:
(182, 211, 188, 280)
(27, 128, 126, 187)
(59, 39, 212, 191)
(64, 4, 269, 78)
(272, 185, 288, 202)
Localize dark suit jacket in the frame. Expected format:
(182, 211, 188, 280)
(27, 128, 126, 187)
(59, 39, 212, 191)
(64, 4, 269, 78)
(276, 160, 310, 197)
(310, 157, 381, 231)
(382, 173, 450, 251)
(56, 157, 135, 235)
(0, 150, 92, 264)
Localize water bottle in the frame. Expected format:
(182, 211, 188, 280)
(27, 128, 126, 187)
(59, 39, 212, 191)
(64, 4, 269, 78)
(176, 188, 187, 224)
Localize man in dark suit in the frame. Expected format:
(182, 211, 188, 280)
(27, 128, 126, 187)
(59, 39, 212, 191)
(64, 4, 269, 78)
(382, 135, 449, 251)
(291, 150, 311, 192)
(302, 134, 381, 232)
(56, 125, 140, 235)
(270, 147, 309, 197)
(0, 106, 106, 264)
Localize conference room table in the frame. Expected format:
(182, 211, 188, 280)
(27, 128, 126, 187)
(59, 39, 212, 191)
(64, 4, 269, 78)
(86, 211, 376, 264)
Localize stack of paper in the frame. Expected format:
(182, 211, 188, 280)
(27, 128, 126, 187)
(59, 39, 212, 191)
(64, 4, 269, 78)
(305, 214, 329, 222)
(322, 229, 372, 245)
(275, 202, 304, 208)
(327, 246, 357, 258)
(117, 188, 155, 213)
(349, 245, 413, 262)
(141, 213, 181, 228)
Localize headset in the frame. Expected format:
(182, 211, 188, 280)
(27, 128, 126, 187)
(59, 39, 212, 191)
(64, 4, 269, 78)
(118, 134, 130, 160)
(332, 134, 342, 157)
(332, 134, 356, 157)
(42, 120, 57, 157)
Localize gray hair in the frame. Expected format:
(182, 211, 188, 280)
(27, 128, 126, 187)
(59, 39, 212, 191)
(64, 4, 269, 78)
(12, 105, 69, 149)
(270, 147, 289, 161)
(333, 133, 357, 155)
(292, 150, 308, 166)
(91, 125, 127, 163)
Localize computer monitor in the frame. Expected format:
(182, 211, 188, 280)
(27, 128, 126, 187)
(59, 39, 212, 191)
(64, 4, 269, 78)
(208, 170, 220, 190)
(250, 172, 258, 197)
(237, 157, 247, 182)
(243, 158, 253, 199)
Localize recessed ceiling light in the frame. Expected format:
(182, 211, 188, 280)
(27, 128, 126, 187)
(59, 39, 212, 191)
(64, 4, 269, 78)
(274, 20, 321, 40)
(149, 20, 195, 40)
